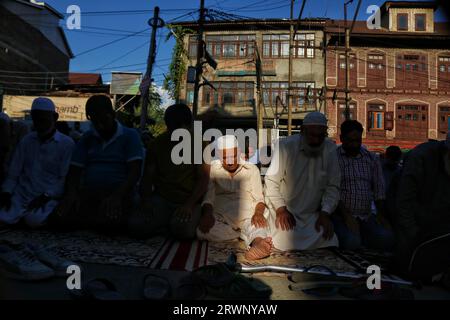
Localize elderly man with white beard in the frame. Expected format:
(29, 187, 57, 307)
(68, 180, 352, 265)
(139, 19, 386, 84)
(264, 112, 340, 251)
(197, 135, 272, 260)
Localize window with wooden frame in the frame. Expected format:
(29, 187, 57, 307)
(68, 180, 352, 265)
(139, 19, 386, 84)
(367, 104, 386, 131)
(396, 54, 428, 89)
(203, 82, 254, 107)
(415, 14, 426, 31)
(189, 35, 256, 59)
(262, 33, 315, 59)
(338, 53, 357, 88)
(438, 56, 450, 90)
(262, 82, 315, 111)
(186, 84, 194, 105)
(438, 106, 450, 137)
(367, 53, 386, 88)
(397, 13, 409, 31)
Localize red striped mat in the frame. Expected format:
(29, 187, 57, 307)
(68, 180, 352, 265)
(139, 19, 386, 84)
(149, 239, 209, 271)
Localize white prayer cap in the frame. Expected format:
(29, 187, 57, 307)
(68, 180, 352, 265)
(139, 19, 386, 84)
(0, 112, 10, 122)
(303, 111, 328, 127)
(31, 97, 56, 112)
(216, 135, 239, 150)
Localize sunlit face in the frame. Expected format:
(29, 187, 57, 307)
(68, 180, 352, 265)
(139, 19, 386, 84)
(220, 147, 240, 173)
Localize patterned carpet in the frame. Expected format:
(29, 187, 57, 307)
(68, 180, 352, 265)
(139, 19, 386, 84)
(207, 240, 360, 275)
(0, 229, 406, 283)
(0, 229, 164, 268)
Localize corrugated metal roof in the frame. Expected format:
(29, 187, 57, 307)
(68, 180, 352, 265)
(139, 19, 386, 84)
(69, 73, 103, 85)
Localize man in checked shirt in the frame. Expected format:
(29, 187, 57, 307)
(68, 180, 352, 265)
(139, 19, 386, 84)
(332, 120, 395, 251)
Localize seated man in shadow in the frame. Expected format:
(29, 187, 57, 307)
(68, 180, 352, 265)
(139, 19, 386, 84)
(129, 104, 210, 240)
(332, 120, 395, 251)
(0, 112, 29, 184)
(53, 95, 144, 233)
(197, 135, 271, 260)
(0, 98, 74, 228)
(394, 131, 450, 280)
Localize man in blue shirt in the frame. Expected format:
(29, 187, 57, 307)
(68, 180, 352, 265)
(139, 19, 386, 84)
(0, 98, 74, 228)
(53, 95, 143, 233)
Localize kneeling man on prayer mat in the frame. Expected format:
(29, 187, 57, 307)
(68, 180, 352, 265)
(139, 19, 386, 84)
(264, 112, 340, 251)
(0, 98, 74, 228)
(197, 135, 272, 260)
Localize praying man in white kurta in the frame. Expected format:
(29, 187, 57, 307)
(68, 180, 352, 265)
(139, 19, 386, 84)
(265, 112, 340, 251)
(197, 135, 272, 260)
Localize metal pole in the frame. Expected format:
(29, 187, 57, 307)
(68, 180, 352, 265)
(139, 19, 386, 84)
(254, 41, 264, 151)
(344, 2, 350, 121)
(192, 0, 205, 118)
(140, 6, 161, 131)
(288, 0, 294, 136)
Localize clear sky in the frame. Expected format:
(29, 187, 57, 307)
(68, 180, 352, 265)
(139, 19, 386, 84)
(46, 0, 447, 88)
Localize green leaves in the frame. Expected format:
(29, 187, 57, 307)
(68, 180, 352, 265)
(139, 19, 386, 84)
(164, 25, 194, 101)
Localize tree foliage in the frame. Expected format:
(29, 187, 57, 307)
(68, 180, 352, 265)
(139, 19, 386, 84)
(163, 25, 194, 101)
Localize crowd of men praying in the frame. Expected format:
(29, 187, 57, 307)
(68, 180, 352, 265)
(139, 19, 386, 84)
(0, 95, 449, 279)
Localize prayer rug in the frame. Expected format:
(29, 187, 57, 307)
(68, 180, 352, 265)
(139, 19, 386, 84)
(0, 229, 164, 268)
(149, 238, 209, 271)
(207, 240, 360, 275)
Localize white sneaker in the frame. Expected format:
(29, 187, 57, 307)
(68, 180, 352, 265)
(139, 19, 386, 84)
(0, 243, 55, 281)
(26, 243, 75, 277)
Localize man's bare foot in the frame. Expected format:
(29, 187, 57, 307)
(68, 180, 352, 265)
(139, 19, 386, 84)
(245, 237, 272, 260)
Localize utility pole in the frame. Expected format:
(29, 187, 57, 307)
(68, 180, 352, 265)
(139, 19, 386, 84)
(140, 6, 163, 131)
(343, 0, 361, 121)
(344, 1, 351, 121)
(288, 0, 307, 135)
(192, 0, 205, 118)
(287, 0, 294, 136)
(254, 41, 264, 151)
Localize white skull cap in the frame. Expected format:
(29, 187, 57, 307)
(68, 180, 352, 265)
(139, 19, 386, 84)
(216, 135, 239, 150)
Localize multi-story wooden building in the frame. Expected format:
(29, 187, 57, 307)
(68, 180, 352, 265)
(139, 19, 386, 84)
(173, 1, 449, 148)
(174, 18, 328, 130)
(325, 1, 450, 148)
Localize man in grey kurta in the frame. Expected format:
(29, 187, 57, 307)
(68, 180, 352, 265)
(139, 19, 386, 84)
(265, 112, 340, 251)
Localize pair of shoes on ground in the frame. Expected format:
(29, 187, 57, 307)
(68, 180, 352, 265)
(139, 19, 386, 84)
(0, 241, 75, 281)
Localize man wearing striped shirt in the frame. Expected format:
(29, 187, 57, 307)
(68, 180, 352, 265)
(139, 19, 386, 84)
(332, 120, 395, 251)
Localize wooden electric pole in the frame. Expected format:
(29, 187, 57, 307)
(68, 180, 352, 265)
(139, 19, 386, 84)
(192, 0, 205, 118)
(254, 41, 264, 151)
(343, 0, 361, 121)
(140, 6, 163, 131)
(344, 1, 351, 121)
(287, 0, 294, 136)
(288, 0, 307, 135)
